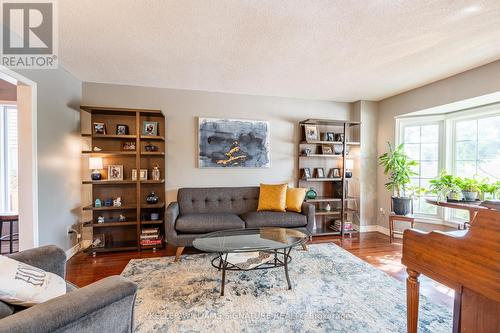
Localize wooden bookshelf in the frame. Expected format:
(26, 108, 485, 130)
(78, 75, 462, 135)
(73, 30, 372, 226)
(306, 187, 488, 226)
(81, 105, 166, 254)
(298, 119, 361, 236)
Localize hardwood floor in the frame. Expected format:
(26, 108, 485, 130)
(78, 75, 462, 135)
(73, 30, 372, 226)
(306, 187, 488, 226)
(66, 232, 454, 309)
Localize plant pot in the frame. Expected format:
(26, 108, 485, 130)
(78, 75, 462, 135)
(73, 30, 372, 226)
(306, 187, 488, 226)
(462, 191, 478, 201)
(392, 196, 412, 215)
(446, 191, 462, 201)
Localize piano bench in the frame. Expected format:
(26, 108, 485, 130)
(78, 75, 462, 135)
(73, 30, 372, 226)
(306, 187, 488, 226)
(389, 213, 415, 243)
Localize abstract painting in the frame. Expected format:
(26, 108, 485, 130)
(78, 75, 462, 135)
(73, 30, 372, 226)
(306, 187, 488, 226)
(198, 117, 270, 168)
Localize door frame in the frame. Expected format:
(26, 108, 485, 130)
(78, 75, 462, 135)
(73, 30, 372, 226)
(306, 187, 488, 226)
(0, 66, 38, 250)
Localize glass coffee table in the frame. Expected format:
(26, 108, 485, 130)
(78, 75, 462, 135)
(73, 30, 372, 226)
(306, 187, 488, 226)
(193, 227, 308, 296)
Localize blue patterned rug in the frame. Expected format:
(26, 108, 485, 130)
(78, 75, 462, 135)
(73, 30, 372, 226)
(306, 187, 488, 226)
(121, 243, 452, 332)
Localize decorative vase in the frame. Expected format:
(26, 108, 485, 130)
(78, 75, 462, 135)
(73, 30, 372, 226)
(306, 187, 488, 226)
(325, 203, 331, 212)
(306, 188, 317, 199)
(152, 164, 160, 181)
(146, 192, 159, 204)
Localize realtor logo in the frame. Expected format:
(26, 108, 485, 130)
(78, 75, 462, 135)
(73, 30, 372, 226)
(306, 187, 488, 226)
(1, 0, 58, 68)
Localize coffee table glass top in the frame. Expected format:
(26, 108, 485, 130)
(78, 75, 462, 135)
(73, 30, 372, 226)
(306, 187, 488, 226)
(193, 228, 308, 253)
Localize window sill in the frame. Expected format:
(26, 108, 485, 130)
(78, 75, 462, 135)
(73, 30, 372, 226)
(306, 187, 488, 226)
(413, 215, 465, 228)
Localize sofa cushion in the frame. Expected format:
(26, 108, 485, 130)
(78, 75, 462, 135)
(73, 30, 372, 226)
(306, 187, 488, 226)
(241, 211, 307, 228)
(257, 183, 287, 212)
(0, 301, 13, 319)
(178, 187, 259, 215)
(175, 213, 245, 233)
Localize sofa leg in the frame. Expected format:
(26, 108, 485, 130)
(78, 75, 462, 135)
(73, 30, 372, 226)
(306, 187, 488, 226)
(174, 246, 185, 262)
(301, 244, 308, 251)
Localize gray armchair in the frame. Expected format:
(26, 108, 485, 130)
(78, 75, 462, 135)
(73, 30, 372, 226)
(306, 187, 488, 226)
(0, 245, 137, 333)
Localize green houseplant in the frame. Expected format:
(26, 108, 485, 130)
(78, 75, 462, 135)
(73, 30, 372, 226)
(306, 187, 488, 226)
(429, 170, 461, 201)
(379, 142, 418, 215)
(455, 177, 480, 201)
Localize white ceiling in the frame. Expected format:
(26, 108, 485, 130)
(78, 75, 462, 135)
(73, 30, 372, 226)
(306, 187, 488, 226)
(60, 1, 500, 102)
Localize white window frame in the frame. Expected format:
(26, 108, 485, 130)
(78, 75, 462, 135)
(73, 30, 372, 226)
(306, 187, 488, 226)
(0, 104, 18, 212)
(396, 116, 445, 222)
(395, 103, 500, 226)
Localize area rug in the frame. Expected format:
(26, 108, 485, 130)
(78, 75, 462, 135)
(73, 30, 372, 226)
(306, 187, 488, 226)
(121, 243, 452, 333)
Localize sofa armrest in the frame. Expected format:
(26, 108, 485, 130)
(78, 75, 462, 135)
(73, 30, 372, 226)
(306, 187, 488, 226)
(301, 202, 315, 233)
(165, 202, 180, 245)
(7, 245, 66, 279)
(0, 276, 137, 333)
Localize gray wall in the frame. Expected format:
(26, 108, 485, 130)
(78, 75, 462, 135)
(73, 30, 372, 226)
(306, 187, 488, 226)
(351, 101, 378, 227)
(82, 83, 350, 203)
(17, 67, 82, 251)
(376, 60, 500, 228)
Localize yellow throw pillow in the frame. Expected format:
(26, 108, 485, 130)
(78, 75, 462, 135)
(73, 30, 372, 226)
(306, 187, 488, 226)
(257, 184, 288, 212)
(286, 188, 307, 213)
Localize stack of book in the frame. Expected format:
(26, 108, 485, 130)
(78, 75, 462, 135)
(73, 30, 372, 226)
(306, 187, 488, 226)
(330, 220, 354, 232)
(140, 227, 163, 247)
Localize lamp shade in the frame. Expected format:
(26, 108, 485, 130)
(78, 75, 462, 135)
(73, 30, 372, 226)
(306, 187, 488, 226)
(89, 157, 103, 170)
(345, 159, 354, 170)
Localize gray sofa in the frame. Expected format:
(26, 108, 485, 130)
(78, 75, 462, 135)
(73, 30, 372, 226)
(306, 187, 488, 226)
(166, 186, 315, 260)
(0, 245, 137, 333)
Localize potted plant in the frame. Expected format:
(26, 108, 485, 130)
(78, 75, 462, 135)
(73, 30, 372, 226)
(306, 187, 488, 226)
(429, 170, 461, 201)
(456, 177, 480, 201)
(379, 142, 418, 215)
(478, 179, 500, 200)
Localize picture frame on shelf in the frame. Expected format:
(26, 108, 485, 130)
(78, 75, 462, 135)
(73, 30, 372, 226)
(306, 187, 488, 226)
(315, 167, 325, 178)
(303, 148, 312, 156)
(93, 122, 106, 134)
(303, 168, 312, 179)
(116, 124, 129, 135)
(329, 168, 341, 178)
(335, 133, 345, 142)
(107, 165, 123, 181)
(304, 125, 318, 142)
(122, 141, 136, 151)
(143, 121, 158, 136)
(321, 145, 334, 155)
(326, 132, 335, 141)
(132, 169, 148, 181)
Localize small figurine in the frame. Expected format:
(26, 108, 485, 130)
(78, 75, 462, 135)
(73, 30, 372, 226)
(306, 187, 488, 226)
(113, 197, 122, 207)
(152, 164, 160, 181)
(97, 216, 105, 223)
(94, 198, 102, 208)
(325, 203, 331, 212)
(93, 146, 102, 151)
(119, 214, 127, 222)
(104, 198, 113, 207)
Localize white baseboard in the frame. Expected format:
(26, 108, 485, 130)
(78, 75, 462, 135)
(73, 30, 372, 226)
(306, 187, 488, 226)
(358, 225, 398, 238)
(358, 225, 378, 232)
(65, 242, 81, 260)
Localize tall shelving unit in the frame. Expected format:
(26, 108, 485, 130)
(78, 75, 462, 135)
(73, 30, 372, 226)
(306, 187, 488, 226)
(80, 106, 166, 254)
(298, 119, 361, 236)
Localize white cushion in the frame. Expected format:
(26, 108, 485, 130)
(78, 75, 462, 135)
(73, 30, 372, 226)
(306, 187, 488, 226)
(0, 255, 66, 307)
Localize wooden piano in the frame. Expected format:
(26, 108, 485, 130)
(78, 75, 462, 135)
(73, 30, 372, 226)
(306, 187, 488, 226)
(402, 209, 500, 333)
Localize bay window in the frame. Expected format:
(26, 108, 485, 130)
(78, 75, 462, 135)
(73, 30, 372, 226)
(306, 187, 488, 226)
(397, 103, 500, 224)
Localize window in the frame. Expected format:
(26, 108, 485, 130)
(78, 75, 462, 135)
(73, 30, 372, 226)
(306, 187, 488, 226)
(397, 104, 500, 224)
(0, 105, 18, 212)
(400, 120, 442, 216)
(453, 114, 500, 180)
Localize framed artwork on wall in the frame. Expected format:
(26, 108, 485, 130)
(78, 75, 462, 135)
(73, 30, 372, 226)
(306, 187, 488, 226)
(198, 117, 270, 168)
